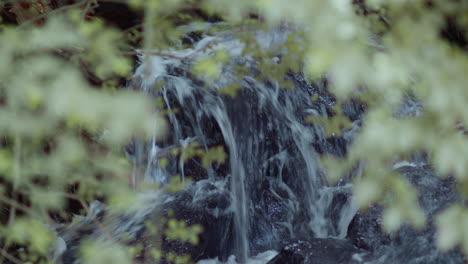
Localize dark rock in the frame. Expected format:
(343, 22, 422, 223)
(374, 166, 466, 264)
(287, 73, 336, 117)
(249, 179, 295, 254)
(267, 238, 368, 264)
(54, 181, 235, 264)
(182, 31, 204, 46)
(394, 94, 423, 118)
(347, 205, 390, 251)
(341, 98, 367, 122)
(159, 180, 235, 262)
(313, 136, 348, 157)
(93, 2, 141, 30)
(347, 166, 467, 263)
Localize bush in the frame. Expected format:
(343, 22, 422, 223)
(0, 0, 467, 263)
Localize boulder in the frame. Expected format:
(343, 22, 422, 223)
(347, 165, 467, 263)
(267, 238, 368, 264)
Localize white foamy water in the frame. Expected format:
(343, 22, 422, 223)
(197, 250, 278, 264)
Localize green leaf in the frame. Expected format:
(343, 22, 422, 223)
(81, 240, 132, 264)
(202, 146, 227, 168)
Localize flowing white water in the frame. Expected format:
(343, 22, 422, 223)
(128, 27, 357, 261)
(197, 250, 278, 264)
(52, 25, 467, 264)
(210, 103, 249, 261)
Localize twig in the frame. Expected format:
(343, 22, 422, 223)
(123, 23, 143, 33)
(81, 0, 98, 22)
(17, 0, 88, 30)
(62, 192, 89, 212)
(6, 136, 22, 232)
(0, 194, 34, 217)
(0, 248, 23, 264)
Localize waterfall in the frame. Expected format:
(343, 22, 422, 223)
(47, 24, 468, 264)
(126, 27, 357, 262)
(51, 25, 467, 264)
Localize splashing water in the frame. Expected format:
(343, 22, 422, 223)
(127, 27, 357, 262)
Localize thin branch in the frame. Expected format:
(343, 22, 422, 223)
(7, 136, 21, 230)
(17, 0, 88, 30)
(123, 23, 143, 33)
(0, 248, 23, 264)
(0, 194, 36, 218)
(62, 192, 89, 212)
(81, 0, 98, 22)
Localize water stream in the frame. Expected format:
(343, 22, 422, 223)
(127, 28, 357, 263)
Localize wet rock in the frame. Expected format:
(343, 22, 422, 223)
(374, 166, 466, 264)
(398, 166, 457, 216)
(394, 94, 423, 118)
(159, 180, 235, 262)
(249, 179, 296, 254)
(267, 238, 368, 264)
(288, 73, 336, 117)
(347, 166, 467, 263)
(54, 181, 235, 264)
(347, 205, 390, 251)
(313, 136, 348, 157)
(341, 98, 367, 122)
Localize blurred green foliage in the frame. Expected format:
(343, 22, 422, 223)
(0, 0, 467, 263)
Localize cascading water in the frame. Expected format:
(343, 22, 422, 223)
(126, 27, 357, 262)
(52, 25, 467, 264)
